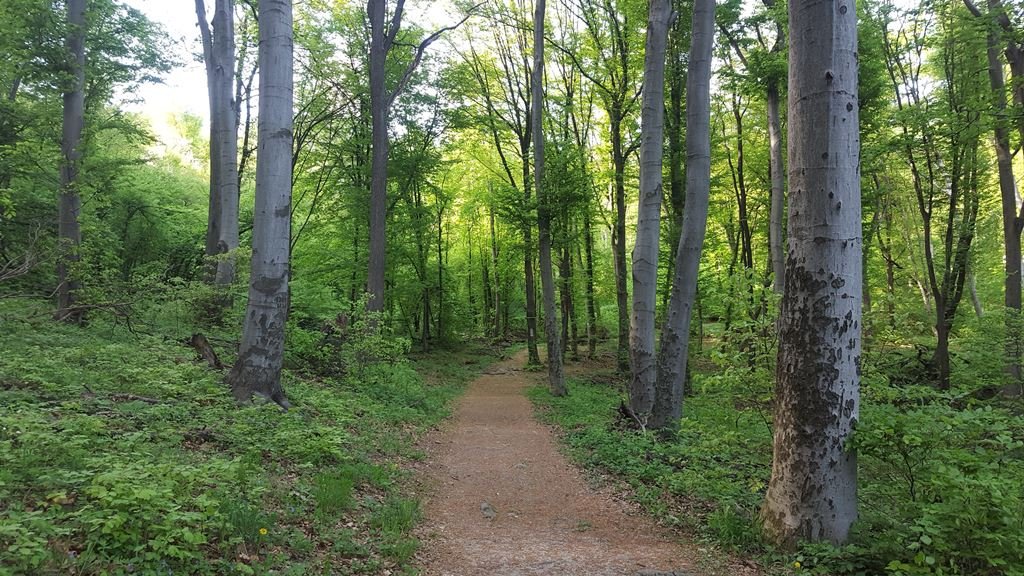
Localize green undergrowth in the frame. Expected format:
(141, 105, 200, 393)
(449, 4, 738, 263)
(529, 342, 1024, 576)
(0, 298, 493, 575)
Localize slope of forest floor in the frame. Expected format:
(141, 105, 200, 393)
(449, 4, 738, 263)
(529, 338, 1024, 576)
(414, 349, 755, 576)
(0, 298, 493, 575)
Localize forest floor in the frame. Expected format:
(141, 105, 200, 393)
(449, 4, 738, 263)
(413, 349, 758, 576)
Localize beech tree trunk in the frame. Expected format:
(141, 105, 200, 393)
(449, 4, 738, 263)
(365, 2, 471, 316)
(652, 0, 714, 430)
(227, 0, 293, 408)
(366, 0, 388, 313)
(761, 0, 861, 546)
(196, 0, 241, 287)
(767, 79, 786, 293)
(629, 0, 672, 419)
(965, 0, 1022, 386)
(524, 141, 541, 366)
(533, 0, 565, 395)
(55, 0, 87, 324)
(765, 0, 786, 294)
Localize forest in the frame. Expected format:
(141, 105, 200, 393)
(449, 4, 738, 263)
(1, 0, 1023, 574)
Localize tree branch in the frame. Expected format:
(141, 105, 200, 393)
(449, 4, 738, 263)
(385, 0, 406, 50)
(387, 4, 482, 106)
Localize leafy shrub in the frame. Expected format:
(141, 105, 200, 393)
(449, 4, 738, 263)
(532, 363, 1024, 576)
(0, 297, 486, 575)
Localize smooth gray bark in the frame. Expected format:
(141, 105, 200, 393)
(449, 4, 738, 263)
(767, 79, 786, 293)
(227, 0, 293, 408)
(196, 0, 241, 287)
(651, 0, 714, 430)
(55, 0, 87, 324)
(628, 0, 672, 419)
(765, 0, 786, 294)
(761, 0, 861, 546)
(533, 0, 565, 396)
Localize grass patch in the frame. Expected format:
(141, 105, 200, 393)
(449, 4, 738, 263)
(0, 298, 492, 575)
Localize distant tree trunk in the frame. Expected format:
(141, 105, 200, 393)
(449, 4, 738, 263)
(562, 243, 579, 360)
(652, 0, 714, 430)
(767, 79, 786, 293)
(964, 0, 1022, 387)
(629, 0, 672, 419)
(422, 287, 431, 351)
(523, 141, 541, 365)
(482, 254, 493, 333)
(968, 265, 983, 318)
(437, 193, 445, 341)
(490, 204, 502, 337)
(196, 0, 240, 287)
(583, 207, 597, 357)
(761, 0, 860, 546)
(55, 0, 87, 324)
(611, 119, 630, 373)
(728, 93, 754, 273)
(764, 0, 786, 294)
(227, 0, 293, 408)
(533, 0, 565, 395)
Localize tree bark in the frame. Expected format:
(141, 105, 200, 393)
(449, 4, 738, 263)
(533, 0, 565, 395)
(227, 0, 293, 409)
(664, 2, 686, 313)
(652, 0, 714, 430)
(196, 0, 241, 287)
(965, 0, 1022, 385)
(611, 118, 630, 372)
(524, 140, 541, 366)
(55, 0, 87, 324)
(366, 0, 389, 313)
(629, 0, 672, 419)
(761, 0, 861, 546)
(767, 78, 786, 293)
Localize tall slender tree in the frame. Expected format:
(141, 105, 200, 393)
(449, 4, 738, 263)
(761, 0, 861, 546)
(227, 0, 293, 408)
(651, 0, 714, 430)
(628, 0, 672, 419)
(964, 0, 1024, 391)
(366, 0, 474, 314)
(196, 0, 241, 287)
(55, 0, 87, 323)
(461, 5, 542, 364)
(533, 0, 566, 395)
(558, 0, 643, 372)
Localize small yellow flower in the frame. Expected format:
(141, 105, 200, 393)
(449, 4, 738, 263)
(259, 528, 268, 536)
(793, 561, 802, 569)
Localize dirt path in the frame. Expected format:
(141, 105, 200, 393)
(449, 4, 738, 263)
(415, 351, 705, 576)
